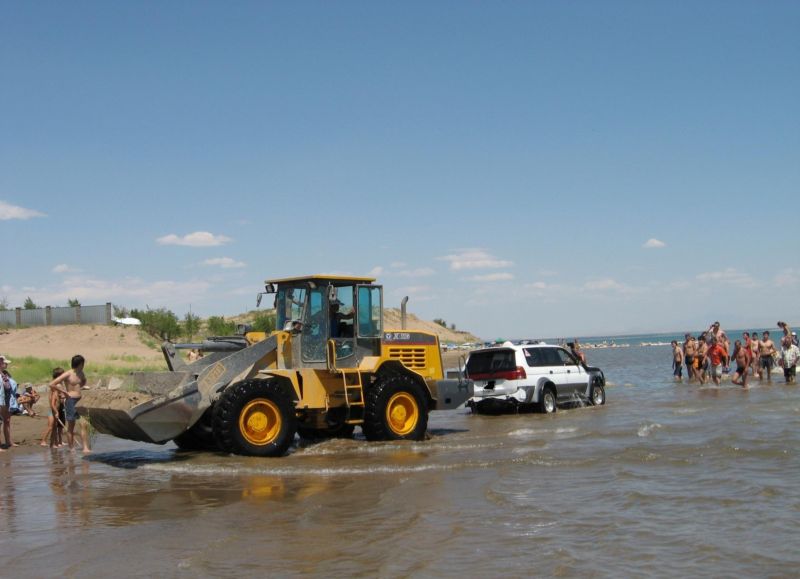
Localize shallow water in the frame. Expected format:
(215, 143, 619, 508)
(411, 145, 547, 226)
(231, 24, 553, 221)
(2, 347, 799, 577)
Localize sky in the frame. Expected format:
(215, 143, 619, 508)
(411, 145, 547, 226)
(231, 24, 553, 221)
(1, 1, 798, 339)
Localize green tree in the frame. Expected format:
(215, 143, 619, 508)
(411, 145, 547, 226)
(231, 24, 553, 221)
(206, 316, 236, 336)
(23, 297, 38, 310)
(130, 307, 181, 340)
(252, 311, 277, 333)
(183, 312, 201, 341)
(0, 297, 8, 312)
(67, 298, 81, 307)
(113, 305, 130, 318)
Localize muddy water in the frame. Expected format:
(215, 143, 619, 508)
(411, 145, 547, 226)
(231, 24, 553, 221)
(2, 347, 799, 577)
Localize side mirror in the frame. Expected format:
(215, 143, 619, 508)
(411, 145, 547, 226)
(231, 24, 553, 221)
(327, 285, 337, 302)
(256, 294, 263, 307)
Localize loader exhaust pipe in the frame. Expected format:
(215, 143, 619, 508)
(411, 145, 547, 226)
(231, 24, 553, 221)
(401, 296, 409, 329)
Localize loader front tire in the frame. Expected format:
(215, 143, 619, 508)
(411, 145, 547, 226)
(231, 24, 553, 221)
(173, 409, 216, 451)
(363, 373, 428, 441)
(213, 379, 297, 457)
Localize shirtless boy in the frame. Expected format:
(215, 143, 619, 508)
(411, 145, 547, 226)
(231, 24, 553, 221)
(671, 340, 684, 381)
(696, 333, 709, 384)
(49, 355, 91, 452)
(683, 334, 697, 382)
(758, 332, 777, 383)
(749, 332, 760, 376)
(731, 340, 751, 388)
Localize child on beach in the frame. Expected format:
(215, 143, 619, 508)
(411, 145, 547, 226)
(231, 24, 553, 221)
(17, 384, 40, 416)
(40, 367, 66, 448)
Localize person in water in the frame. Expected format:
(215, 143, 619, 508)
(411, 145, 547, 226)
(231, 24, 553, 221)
(49, 355, 91, 453)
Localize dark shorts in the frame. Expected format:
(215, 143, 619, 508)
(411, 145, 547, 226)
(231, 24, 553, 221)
(673, 361, 683, 377)
(784, 366, 796, 380)
(760, 355, 774, 371)
(64, 397, 81, 422)
(685, 355, 694, 369)
(736, 365, 747, 375)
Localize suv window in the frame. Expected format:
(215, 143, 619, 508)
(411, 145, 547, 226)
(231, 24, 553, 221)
(467, 349, 516, 376)
(555, 348, 579, 366)
(523, 348, 548, 367)
(538, 348, 563, 366)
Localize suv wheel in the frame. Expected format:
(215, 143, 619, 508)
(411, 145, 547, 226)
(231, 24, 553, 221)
(537, 385, 557, 414)
(590, 382, 606, 406)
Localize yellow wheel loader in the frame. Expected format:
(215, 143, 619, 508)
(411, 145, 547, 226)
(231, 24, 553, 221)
(79, 275, 473, 457)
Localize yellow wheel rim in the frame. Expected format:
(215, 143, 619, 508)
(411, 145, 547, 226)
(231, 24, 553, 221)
(386, 392, 419, 436)
(239, 398, 282, 446)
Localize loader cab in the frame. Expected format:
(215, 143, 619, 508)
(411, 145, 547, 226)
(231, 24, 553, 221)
(268, 275, 383, 369)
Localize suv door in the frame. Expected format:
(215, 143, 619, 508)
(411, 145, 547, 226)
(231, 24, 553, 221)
(554, 348, 584, 395)
(538, 347, 569, 394)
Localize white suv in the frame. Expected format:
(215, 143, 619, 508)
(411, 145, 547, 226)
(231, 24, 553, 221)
(465, 342, 606, 414)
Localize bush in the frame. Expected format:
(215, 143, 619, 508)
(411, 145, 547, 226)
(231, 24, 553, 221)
(67, 298, 81, 307)
(24, 297, 38, 310)
(130, 307, 181, 341)
(206, 316, 236, 337)
(252, 311, 276, 333)
(433, 318, 447, 328)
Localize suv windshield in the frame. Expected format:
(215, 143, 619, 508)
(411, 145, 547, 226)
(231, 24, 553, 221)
(467, 349, 516, 377)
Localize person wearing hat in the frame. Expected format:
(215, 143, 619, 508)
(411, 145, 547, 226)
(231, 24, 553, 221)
(0, 355, 20, 449)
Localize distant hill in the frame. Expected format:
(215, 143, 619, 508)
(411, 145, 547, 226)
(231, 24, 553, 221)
(382, 308, 480, 344)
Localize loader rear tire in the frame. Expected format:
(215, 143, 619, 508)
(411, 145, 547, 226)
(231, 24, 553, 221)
(362, 373, 428, 441)
(212, 379, 297, 457)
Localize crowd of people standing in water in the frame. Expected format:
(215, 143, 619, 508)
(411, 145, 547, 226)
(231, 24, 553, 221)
(671, 321, 800, 387)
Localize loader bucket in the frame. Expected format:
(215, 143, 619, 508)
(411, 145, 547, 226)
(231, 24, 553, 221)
(78, 334, 281, 444)
(77, 372, 202, 444)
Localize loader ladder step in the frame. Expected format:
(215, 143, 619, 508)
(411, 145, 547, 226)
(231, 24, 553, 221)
(341, 370, 365, 409)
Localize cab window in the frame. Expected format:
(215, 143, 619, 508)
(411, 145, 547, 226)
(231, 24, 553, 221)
(357, 286, 382, 337)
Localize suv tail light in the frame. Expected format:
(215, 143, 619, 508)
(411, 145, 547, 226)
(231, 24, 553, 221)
(470, 366, 527, 381)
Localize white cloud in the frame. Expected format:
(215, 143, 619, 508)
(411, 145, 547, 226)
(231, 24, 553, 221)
(527, 281, 549, 290)
(774, 268, 799, 287)
(0, 200, 46, 220)
(696, 268, 758, 288)
(584, 278, 625, 291)
(468, 272, 515, 282)
(438, 249, 513, 271)
(156, 231, 232, 247)
(395, 267, 435, 278)
(52, 264, 79, 274)
(643, 238, 666, 249)
(202, 257, 246, 269)
(3, 276, 212, 309)
(537, 269, 559, 277)
(367, 266, 384, 277)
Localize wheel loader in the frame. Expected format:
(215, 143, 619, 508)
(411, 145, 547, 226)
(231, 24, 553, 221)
(78, 275, 473, 457)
